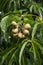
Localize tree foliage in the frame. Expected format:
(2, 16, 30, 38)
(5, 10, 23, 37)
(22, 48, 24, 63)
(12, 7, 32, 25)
(0, 0, 43, 65)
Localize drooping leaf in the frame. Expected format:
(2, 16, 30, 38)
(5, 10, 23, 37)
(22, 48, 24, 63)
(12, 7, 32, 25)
(19, 40, 31, 65)
(32, 41, 41, 65)
(32, 22, 39, 40)
(33, 39, 43, 54)
(8, 49, 18, 65)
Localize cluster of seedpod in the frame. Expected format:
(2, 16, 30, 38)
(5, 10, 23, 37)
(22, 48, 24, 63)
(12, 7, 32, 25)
(11, 21, 31, 38)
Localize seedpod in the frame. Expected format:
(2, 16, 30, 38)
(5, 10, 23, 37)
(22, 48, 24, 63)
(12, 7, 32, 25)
(23, 29, 29, 35)
(12, 28, 18, 33)
(24, 23, 31, 29)
(22, 34, 25, 38)
(18, 32, 23, 38)
(11, 21, 17, 26)
(13, 33, 18, 37)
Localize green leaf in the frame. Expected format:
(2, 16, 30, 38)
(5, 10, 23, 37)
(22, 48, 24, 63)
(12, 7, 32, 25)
(21, 54, 27, 65)
(1, 47, 15, 64)
(32, 22, 39, 40)
(8, 49, 18, 65)
(0, 45, 18, 65)
(30, 5, 34, 13)
(33, 39, 43, 54)
(32, 41, 41, 65)
(39, 9, 42, 21)
(8, 39, 28, 65)
(0, 15, 21, 33)
(1, 16, 8, 33)
(0, 46, 14, 56)
(19, 40, 31, 65)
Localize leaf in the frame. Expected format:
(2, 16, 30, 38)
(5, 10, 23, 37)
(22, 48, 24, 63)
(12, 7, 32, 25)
(21, 54, 27, 65)
(1, 16, 8, 33)
(40, 24, 43, 43)
(32, 41, 41, 65)
(0, 45, 18, 65)
(19, 40, 31, 65)
(8, 49, 18, 65)
(19, 41, 27, 65)
(30, 5, 34, 13)
(8, 39, 28, 65)
(33, 39, 43, 54)
(32, 22, 39, 40)
(0, 15, 21, 33)
(32, 42, 36, 60)
(39, 9, 42, 21)
(0, 46, 13, 56)
(1, 48, 15, 64)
